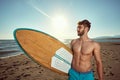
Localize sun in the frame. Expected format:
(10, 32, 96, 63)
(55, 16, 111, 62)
(51, 15, 68, 30)
(50, 14, 69, 41)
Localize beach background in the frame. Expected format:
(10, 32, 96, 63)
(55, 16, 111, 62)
(0, 38, 120, 80)
(0, 0, 120, 80)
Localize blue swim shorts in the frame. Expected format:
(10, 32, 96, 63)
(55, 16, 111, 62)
(68, 68, 94, 80)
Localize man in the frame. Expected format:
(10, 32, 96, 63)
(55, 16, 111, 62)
(68, 20, 103, 80)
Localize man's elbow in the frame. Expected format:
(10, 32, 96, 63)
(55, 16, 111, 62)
(96, 61, 102, 67)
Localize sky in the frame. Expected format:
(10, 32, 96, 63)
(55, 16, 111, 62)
(0, 0, 120, 41)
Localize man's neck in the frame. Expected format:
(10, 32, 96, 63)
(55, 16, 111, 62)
(79, 34, 90, 42)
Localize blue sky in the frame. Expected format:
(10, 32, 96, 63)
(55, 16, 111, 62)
(0, 0, 120, 41)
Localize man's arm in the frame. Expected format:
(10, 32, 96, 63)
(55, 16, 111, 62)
(70, 39, 76, 50)
(93, 42, 103, 80)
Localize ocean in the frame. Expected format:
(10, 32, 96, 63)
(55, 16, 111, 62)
(0, 39, 120, 58)
(0, 40, 23, 58)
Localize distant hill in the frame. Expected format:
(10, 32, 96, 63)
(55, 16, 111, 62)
(64, 35, 120, 43)
(93, 35, 120, 39)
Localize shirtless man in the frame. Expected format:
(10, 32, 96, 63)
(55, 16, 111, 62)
(68, 20, 103, 80)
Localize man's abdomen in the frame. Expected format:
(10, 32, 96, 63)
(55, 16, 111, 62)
(71, 59, 92, 72)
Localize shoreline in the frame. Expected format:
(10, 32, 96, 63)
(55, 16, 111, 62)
(0, 42, 120, 80)
(0, 53, 23, 59)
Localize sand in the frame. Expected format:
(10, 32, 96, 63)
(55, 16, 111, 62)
(0, 42, 120, 80)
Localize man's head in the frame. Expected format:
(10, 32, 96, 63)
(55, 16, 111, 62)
(77, 19, 91, 36)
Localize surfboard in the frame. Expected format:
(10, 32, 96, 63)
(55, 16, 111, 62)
(14, 28, 73, 75)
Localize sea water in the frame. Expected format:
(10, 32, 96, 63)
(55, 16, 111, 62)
(0, 40, 23, 58)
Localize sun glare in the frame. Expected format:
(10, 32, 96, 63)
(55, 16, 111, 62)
(52, 15, 68, 30)
(50, 14, 69, 41)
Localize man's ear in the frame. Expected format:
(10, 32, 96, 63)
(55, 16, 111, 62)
(85, 27, 89, 32)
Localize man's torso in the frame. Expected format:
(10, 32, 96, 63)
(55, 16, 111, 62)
(71, 38, 95, 72)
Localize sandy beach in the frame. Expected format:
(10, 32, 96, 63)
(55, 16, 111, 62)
(0, 42, 120, 80)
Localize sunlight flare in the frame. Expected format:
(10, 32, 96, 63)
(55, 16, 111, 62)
(52, 15, 68, 30)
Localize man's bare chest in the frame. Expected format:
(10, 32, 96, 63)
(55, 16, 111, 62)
(72, 42, 94, 55)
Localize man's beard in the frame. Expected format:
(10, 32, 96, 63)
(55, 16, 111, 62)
(78, 30, 84, 36)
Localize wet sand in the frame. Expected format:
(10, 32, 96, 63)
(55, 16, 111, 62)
(0, 42, 120, 80)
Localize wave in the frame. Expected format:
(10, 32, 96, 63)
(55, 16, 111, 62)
(0, 40, 23, 58)
(0, 50, 21, 54)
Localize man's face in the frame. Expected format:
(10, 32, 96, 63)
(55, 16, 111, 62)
(77, 24, 85, 36)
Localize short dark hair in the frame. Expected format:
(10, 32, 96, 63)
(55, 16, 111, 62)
(78, 19, 91, 31)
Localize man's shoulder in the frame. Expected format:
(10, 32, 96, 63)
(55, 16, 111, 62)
(91, 40, 100, 48)
(70, 38, 78, 45)
(71, 38, 79, 42)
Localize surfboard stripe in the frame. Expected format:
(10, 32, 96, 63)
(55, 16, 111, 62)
(55, 54, 71, 65)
